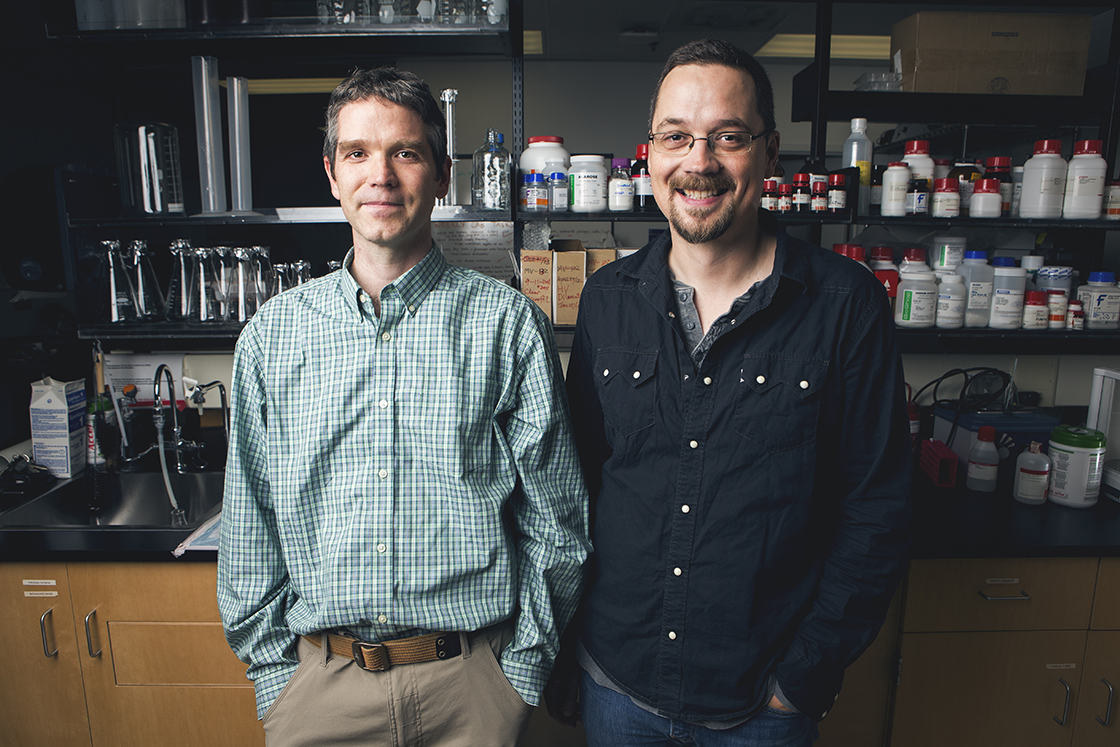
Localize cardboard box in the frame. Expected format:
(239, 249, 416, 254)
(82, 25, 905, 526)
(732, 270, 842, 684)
(890, 12, 1090, 96)
(551, 240, 587, 326)
(520, 249, 553, 320)
(586, 249, 617, 277)
(30, 377, 86, 479)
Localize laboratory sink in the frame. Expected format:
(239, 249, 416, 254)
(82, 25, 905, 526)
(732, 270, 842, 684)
(0, 471, 224, 529)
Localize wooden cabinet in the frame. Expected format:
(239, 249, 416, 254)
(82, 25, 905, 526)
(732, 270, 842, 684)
(1073, 632, 1120, 747)
(890, 557, 1113, 747)
(0, 563, 91, 747)
(0, 561, 262, 747)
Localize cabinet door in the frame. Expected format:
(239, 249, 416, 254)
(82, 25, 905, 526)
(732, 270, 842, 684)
(67, 562, 263, 747)
(1073, 631, 1120, 747)
(903, 558, 1098, 632)
(0, 562, 91, 747)
(1090, 558, 1120, 630)
(890, 630, 1086, 747)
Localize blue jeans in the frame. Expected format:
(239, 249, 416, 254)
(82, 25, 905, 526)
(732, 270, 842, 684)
(581, 670, 818, 747)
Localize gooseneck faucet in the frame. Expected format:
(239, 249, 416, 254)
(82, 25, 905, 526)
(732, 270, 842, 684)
(153, 364, 187, 474)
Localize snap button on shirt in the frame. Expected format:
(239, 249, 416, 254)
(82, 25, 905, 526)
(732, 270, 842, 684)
(801, 380, 810, 389)
(756, 375, 766, 384)
(668, 631, 677, 640)
(681, 505, 690, 514)
(703, 377, 712, 385)
(689, 440, 699, 449)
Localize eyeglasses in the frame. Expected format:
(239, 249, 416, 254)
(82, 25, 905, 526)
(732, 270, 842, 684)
(648, 130, 773, 156)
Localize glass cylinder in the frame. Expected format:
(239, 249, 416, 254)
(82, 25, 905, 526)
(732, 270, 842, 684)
(124, 239, 166, 320)
(165, 239, 195, 320)
(102, 240, 137, 323)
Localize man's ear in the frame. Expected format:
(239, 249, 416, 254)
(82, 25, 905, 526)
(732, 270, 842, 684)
(324, 155, 340, 200)
(764, 131, 781, 179)
(435, 156, 452, 199)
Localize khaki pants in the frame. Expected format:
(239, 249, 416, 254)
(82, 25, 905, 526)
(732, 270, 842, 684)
(262, 624, 533, 747)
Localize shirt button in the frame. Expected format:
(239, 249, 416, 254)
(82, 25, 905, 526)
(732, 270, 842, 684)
(668, 631, 677, 640)
(679, 293, 688, 301)
(681, 505, 690, 514)
(687, 322, 696, 330)
(668, 311, 676, 318)
(378, 469, 388, 479)
(690, 440, 699, 449)
(381, 332, 391, 341)
(377, 614, 388, 624)
(376, 543, 386, 553)
(800, 380, 810, 389)
(673, 567, 682, 576)
(756, 375, 766, 384)
(633, 371, 641, 379)
(378, 399, 388, 409)
(408, 305, 415, 312)
(703, 377, 712, 385)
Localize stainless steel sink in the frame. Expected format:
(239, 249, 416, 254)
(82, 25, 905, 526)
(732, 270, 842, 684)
(0, 471, 223, 528)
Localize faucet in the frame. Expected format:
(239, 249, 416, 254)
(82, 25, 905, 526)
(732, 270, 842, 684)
(153, 364, 196, 474)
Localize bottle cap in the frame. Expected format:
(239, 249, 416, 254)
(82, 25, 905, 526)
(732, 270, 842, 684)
(1073, 139, 1104, 156)
(828, 173, 846, 186)
(994, 266, 1027, 276)
(611, 158, 631, 169)
(1068, 299, 1083, 308)
(1028, 441, 1043, 454)
(991, 257, 1016, 267)
(904, 140, 930, 155)
(942, 274, 962, 284)
(528, 172, 545, 183)
(812, 180, 827, 193)
(850, 118, 868, 131)
(549, 172, 566, 180)
(870, 246, 893, 261)
(1089, 271, 1117, 283)
(793, 173, 810, 184)
(903, 247, 926, 261)
(888, 161, 908, 168)
(847, 244, 866, 261)
(1025, 291, 1048, 305)
(1020, 256, 1044, 270)
(635, 143, 649, 159)
(973, 179, 1001, 193)
(1033, 139, 1063, 155)
(934, 178, 958, 192)
(964, 250, 987, 259)
(527, 136, 564, 144)
(985, 156, 1012, 169)
(778, 183, 792, 194)
(977, 425, 996, 442)
(764, 179, 776, 190)
(934, 159, 951, 166)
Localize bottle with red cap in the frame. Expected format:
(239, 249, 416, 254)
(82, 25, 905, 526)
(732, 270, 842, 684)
(1062, 140, 1107, 220)
(811, 181, 828, 213)
(1020, 141, 1068, 219)
(931, 178, 960, 218)
(966, 425, 1000, 492)
(898, 247, 927, 275)
(984, 157, 1014, 216)
(869, 246, 899, 313)
(777, 183, 793, 213)
(761, 179, 778, 212)
(792, 173, 812, 213)
(631, 144, 656, 212)
(902, 140, 935, 184)
(833, 243, 871, 272)
(969, 179, 1002, 218)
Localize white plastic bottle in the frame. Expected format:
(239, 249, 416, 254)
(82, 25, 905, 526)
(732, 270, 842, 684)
(1013, 442, 1050, 505)
(989, 266, 1027, 329)
(568, 155, 608, 213)
(894, 272, 937, 328)
(881, 162, 910, 217)
(1077, 271, 1120, 330)
(935, 274, 965, 329)
(519, 136, 570, 175)
(608, 158, 634, 212)
(1019, 140, 1067, 219)
(902, 140, 935, 183)
(1062, 139, 1107, 219)
(966, 425, 1000, 493)
(842, 118, 873, 215)
(957, 251, 994, 328)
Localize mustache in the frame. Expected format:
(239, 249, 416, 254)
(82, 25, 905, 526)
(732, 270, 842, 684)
(668, 174, 734, 192)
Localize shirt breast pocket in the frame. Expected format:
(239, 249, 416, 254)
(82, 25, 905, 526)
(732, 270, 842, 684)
(594, 348, 658, 437)
(734, 355, 829, 452)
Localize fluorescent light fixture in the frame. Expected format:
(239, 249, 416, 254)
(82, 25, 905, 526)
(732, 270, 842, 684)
(217, 78, 343, 94)
(524, 29, 543, 54)
(756, 34, 891, 59)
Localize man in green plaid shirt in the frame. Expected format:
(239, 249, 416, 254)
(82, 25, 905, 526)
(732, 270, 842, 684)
(217, 67, 590, 747)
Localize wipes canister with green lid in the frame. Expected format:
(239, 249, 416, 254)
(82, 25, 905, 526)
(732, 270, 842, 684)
(1048, 425, 1107, 508)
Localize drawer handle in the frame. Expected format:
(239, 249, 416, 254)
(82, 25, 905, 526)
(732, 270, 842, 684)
(977, 590, 1030, 601)
(84, 608, 102, 658)
(1054, 678, 1071, 726)
(1098, 678, 1114, 726)
(39, 608, 58, 658)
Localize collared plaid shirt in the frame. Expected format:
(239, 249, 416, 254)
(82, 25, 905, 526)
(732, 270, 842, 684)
(218, 245, 590, 718)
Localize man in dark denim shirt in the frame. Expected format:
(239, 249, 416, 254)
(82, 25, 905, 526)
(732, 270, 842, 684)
(553, 39, 912, 746)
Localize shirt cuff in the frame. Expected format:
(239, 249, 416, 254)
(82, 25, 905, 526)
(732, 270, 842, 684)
(498, 646, 548, 707)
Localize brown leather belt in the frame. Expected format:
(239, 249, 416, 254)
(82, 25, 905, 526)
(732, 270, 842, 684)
(304, 631, 463, 672)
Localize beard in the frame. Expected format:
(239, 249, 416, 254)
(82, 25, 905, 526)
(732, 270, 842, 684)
(665, 174, 738, 244)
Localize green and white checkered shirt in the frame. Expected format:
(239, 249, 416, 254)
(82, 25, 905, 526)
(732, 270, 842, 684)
(217, 245, 590, 718)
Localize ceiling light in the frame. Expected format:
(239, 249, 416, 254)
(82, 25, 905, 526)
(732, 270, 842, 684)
(524, 29, 543, 55)
(219, 78, 343, 95)
(756, 34, 891, 60)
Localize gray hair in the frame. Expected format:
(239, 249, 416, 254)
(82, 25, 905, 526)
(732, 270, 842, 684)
(323, 67, 447, 172)
(648, 38, 777, 136)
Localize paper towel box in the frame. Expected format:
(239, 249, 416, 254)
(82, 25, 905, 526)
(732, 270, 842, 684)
(30, 377, 86, 479)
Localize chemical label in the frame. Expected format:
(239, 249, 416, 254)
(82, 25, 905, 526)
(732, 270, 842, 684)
(990, 288, 1025, 325)
(23, 579, 57, 586)
(24, 591, 58, 598)
(968, 282, 993, 310)
(968, 461, 998, 481)
(899, 289, 936, 323)
(1078, 290, 1120, 324)
(633, 174, 653, 197)
(1016, 470, 1049, 502)
(1072, 175, 1104, 198)
(1040, 176, 1064, 195)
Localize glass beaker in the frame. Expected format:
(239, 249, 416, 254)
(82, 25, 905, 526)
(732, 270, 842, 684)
(101, 240, 137, 323)
(165, 239, 195, 320)
(114, 123, 185, 215)
(251, 246, 275, 310)
(123, 240, 166, 320)
(292, 260, 312, 286)
(189, 247, 221, 322)
(271, 263, 291, 297)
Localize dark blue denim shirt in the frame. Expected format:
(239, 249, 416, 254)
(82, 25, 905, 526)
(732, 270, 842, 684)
(566, 210, 912, 724)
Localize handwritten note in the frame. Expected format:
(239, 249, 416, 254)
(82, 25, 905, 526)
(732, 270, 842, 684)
(433, 222, 517, 282)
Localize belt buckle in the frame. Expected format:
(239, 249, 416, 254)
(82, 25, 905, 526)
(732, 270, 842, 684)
(352, 640, 389, 671)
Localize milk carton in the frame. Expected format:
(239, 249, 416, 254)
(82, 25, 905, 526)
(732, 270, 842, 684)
(29, 377, 86, 478)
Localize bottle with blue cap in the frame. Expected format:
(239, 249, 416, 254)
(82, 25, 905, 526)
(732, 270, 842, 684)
(1077, 271, 1120, 330)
